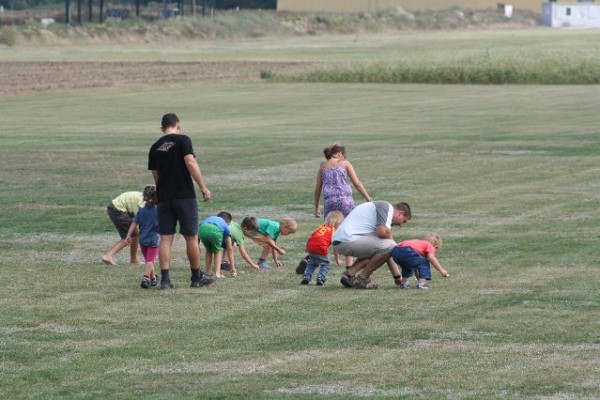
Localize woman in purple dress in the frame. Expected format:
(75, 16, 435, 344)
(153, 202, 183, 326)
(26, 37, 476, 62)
(312, 143, 371, 268)
(314, 143, 371, 219)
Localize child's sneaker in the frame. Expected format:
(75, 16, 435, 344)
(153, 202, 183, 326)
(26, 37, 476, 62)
(220, 261, 231, 272)
(140, 276, 151, 289)
(417, 283, 430, 290)
(399, 283, 410, 289)
(300, 278, 310, 285)
(316, 279, 325, 286)
(150, 275, 158, 287)
(258, 261, 271, 269)
(296, 258, 308, 275)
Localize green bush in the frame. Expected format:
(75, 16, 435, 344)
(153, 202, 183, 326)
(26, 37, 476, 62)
(268, 53, 600, 85)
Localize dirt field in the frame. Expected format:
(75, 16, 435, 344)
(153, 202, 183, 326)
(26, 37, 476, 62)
(0, 61, 314, 94)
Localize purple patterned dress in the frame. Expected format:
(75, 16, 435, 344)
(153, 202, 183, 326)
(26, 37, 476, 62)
(321, 166, 355, 217)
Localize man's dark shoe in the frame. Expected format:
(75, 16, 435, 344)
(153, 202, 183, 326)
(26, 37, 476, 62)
(191, 273, 216, 288)
(340, 273, 354, 288)
(160, 281, 174, 290)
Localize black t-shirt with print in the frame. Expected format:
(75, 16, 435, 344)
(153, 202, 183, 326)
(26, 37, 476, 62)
(148, 134, 197, 202)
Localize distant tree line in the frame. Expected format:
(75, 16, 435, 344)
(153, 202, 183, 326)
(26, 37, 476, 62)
(0, 0, 276, 11)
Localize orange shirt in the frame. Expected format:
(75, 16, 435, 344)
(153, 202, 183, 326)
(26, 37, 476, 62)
(306, 225, 335, 256)
(397, 239, 436, 258)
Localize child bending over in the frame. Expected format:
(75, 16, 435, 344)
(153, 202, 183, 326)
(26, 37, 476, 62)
(390, 233, 449, 290)
(221, 217, 260, 271)
(240, 216, 297, 269)
(198, 211, 237, 278)
(301, 211, 345, 286)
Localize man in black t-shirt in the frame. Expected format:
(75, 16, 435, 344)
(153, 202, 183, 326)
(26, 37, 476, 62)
(148, 113, 215, 289)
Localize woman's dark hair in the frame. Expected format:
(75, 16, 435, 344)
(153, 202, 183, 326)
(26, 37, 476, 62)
(323, 142, 346, 160)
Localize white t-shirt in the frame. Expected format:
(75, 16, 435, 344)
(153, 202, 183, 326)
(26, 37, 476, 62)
(332, 201, 393, 243)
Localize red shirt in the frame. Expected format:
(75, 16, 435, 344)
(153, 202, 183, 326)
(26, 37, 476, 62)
(306, 225, 335, 255)
(397, 239, 436, 258)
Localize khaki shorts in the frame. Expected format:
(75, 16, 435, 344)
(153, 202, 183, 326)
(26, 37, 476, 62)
(107, 203, 134, 240)
(334, 236, 396, 260)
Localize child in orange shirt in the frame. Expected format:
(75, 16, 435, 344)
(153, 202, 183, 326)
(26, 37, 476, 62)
(300, 211, 345, 286)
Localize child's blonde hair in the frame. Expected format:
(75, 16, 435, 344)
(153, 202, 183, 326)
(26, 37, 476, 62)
(143, 185, 157, 206)
(425, 233, 442, 249)
(324, 211, 344, 228)
(280, 218, 297, 234)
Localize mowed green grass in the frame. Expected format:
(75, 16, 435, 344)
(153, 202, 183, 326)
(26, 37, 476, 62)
(1, 30, 600, 399)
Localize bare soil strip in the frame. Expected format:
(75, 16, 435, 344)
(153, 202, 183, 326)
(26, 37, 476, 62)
(0, 61, 313, 93)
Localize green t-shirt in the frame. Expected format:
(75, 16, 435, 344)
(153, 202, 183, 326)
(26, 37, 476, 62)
(258, 218, 280, 241)
(229, 221, 245, 246)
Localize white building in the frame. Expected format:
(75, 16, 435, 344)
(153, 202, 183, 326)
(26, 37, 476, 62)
(542, 2, 600, 27)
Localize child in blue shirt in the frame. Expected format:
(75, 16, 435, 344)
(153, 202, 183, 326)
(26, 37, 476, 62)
(199, 211, 237, 278)
(126, 185, 159, 289)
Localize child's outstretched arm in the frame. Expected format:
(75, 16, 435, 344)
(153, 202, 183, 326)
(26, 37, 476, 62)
(238, 245, 259, 270)
(263, 236, 285, 255)
(271, 248, 282, 268)
(125, 221, 138, 244)
(427, 254, 449, 277)
(333, 248, 342, 267)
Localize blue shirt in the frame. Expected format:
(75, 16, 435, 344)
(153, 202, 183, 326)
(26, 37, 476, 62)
(199, 216, 231, 247)
(134, 205, 159, 247)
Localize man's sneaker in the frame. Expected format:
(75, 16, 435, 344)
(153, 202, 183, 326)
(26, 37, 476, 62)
(300, 278, 310, 285)
(296, 259, 308, 275)
(140, 276, 151, 289)
(191, 273, 217, 288)
(150, 276, 158, 287)
(160, 281, 174, 290)
(417, 284, 430, 290)
(220, 261, 231, 272)
(340, 273, 354, 288)
(316, 279, 325, 286)
(258, 261, 271, 269)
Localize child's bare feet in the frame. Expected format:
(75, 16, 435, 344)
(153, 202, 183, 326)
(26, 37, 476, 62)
(130, 259, 143, 265)
(101, 256, 116, 265)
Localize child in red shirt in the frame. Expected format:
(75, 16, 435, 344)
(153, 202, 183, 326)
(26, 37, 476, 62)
(390, 234, 449, 289)
(301, 211, 345, 286)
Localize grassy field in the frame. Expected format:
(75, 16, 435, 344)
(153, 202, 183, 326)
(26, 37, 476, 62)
(1, 29, 600, 399)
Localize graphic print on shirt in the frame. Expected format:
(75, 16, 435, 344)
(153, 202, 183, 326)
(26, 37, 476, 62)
(157, 142, 175, 152)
